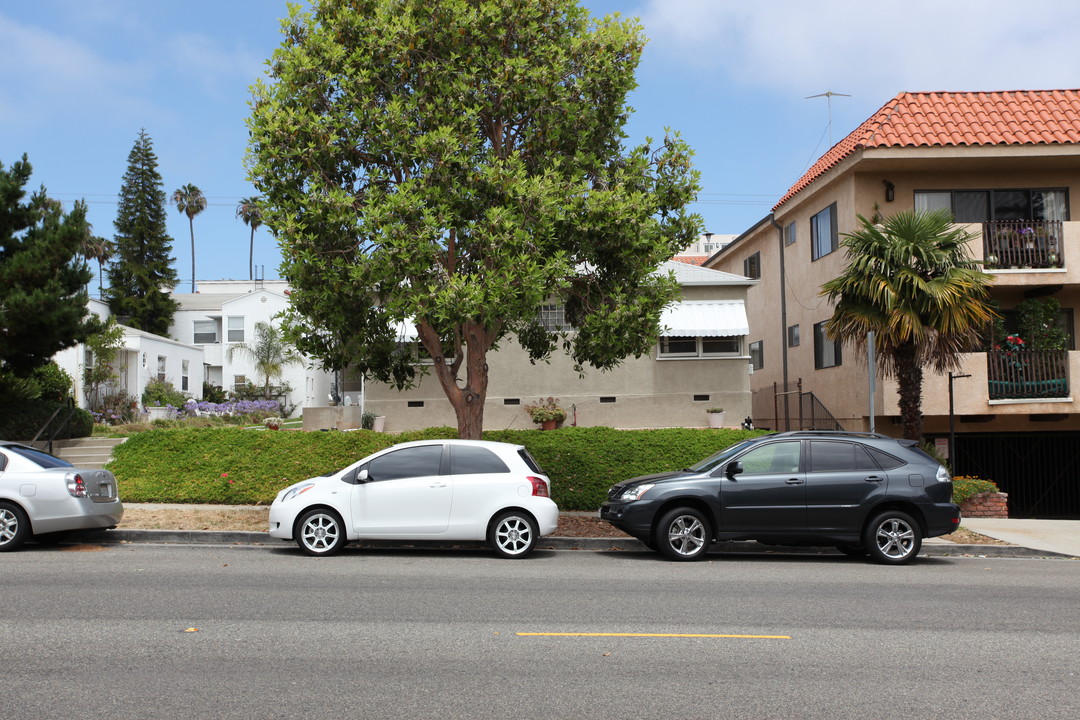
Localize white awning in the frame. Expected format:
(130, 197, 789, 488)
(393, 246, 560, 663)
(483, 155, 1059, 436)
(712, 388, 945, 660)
(659, 300, 749, 337)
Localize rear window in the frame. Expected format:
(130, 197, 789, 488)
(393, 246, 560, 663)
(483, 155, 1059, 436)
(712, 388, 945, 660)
(451, 445, 510, 475)
(866, 446, 906, 470)
(517, 448, 544, 475)
(7, 445, 73, 469)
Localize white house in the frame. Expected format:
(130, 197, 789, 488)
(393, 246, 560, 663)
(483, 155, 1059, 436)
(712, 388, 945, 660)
(169, 280, 331, 416)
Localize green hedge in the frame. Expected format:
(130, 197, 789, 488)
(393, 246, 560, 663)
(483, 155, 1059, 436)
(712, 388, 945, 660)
(107, 426, 990, 510)
(108, 426, 759, 509)
(0, 400, 93, 441)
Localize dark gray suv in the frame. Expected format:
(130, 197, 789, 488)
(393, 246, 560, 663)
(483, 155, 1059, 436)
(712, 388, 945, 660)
(599, 431, 960, 564)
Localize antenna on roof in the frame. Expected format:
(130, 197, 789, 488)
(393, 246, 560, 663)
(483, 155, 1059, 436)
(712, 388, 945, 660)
(805, 91, 851, 146)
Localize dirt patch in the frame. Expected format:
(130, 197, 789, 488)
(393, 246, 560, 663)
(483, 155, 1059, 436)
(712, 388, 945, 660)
(119, 505, 1007, 544)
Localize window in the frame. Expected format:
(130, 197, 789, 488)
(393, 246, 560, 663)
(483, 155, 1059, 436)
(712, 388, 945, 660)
(738, 441, 802, 474)
(156, 355, 166, 382)
(181, 359, 189, 392)
(537, 304, 569, 331)
(811, 203, 838, 260)
(784, 221, 797, 246)
(660, 336, 741, 358)
(367, 445, 444, 482)
(787, 324, 800, 348)
(193, 320, 217, 344)
(227, 316, 245, 343)
(749, 341, 763, 371)
(743, 252, 761, 280)
(914, 188, 1069, 222)
(233, 375, 247, 391)
(809, 441, 879, 473)
(450, 445, 509, 475)
(814, 321, 842, 369)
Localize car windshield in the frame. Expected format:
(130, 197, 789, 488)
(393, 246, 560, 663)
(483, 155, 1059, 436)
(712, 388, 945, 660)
(686, 438, 760, 474)
(7, 445, 73, 469)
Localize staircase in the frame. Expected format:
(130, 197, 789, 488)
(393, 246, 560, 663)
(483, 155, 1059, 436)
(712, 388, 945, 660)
(51, 437, 127, 469)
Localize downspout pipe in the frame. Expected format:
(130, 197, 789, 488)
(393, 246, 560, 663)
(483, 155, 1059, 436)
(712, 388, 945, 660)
(769, 214, 790, 430)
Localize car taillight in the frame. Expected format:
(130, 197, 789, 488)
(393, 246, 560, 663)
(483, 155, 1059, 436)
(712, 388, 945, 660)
(67, 473, 87, 498)
(528, 476, 549, 497)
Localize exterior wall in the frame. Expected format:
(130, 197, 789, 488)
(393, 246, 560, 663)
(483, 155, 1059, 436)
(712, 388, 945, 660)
(708, 145, 1080, 435)
(127, 332, 205, 402)
(358, 283, 753, 432)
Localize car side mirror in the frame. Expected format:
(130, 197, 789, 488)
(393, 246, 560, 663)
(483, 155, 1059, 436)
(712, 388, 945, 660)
(725, 461, 742, 479)
(357, 468, 369, 483)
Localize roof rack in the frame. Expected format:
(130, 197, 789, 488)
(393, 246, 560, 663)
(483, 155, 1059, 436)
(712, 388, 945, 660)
(768, 430, 893, 440)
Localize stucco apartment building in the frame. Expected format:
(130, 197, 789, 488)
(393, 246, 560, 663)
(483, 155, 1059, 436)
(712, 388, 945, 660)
(706, 89, 1080, 519)
(356, 261, 755, 431)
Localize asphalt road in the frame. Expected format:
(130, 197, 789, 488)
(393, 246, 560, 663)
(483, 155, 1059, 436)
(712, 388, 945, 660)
(3, 544, 1078, 720)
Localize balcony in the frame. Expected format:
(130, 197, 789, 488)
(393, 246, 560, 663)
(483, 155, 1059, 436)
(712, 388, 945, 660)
(987, 349, 1069, 400)
(982, 220, 1063, 270)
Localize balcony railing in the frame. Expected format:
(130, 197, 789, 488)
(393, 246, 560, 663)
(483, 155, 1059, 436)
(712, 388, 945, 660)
(982, 220, 1064, 269)
(987, 349, 1069, 399)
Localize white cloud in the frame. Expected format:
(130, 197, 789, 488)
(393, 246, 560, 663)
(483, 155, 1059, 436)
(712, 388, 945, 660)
(637, 0, 1080, 97)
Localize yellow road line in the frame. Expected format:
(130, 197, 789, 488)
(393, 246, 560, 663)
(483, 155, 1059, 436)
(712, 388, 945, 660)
(516, 632, 791, 639)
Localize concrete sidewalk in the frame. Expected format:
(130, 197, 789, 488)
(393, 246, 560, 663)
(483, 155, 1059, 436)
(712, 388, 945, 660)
(958, 518, 1080, 558)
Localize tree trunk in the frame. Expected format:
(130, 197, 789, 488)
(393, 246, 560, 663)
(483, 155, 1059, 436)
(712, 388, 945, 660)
(418, 319, 493, 440)
(895, 343, 923, 440)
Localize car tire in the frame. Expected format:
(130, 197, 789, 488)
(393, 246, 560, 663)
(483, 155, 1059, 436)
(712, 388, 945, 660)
(0, 502, 30, 552)
(295, 508, 346, 557)
(488, 511, 539, 559)
(655, 507, 711, 561)
(864, 510, 921, 565)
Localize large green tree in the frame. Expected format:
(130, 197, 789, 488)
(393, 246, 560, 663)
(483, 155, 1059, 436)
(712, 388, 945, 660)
(105, 130, 179, 336)
(246, 0, 701, 438)
(172, 183, 206, 292)
(0, 155, 103, 393)
(821, 209, 996, 440)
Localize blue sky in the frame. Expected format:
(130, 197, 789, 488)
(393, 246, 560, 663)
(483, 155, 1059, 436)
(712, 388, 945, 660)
(5, 0, 1080, 287)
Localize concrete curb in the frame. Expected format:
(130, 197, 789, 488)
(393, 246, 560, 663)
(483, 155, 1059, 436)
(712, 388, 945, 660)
(61, 528, 1076, 559)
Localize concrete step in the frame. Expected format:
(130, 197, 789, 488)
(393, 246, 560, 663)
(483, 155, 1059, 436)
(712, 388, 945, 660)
(52, 437, 126, 469)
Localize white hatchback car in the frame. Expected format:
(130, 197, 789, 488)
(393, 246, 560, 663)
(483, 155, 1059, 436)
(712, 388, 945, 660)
(269, 439, 559, 558)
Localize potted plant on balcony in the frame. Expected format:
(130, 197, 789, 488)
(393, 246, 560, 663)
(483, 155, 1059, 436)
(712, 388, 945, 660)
(706, 407, 726, 428)
(525, 397, 566, 430)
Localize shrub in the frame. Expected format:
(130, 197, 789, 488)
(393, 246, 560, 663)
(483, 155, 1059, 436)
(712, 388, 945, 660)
(953, 475, 999, 505)
(141, 379, 187, 408)
(0, 400, 92, 440)
(31, 362, 74, 402)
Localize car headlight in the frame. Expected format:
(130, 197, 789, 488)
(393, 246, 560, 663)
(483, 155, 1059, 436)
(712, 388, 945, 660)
(620, 483, 655, 501)
(282, 483, 315, 502)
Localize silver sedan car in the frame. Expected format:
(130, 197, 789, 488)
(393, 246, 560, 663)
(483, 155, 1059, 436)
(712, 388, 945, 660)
(0, 441, 124, 551)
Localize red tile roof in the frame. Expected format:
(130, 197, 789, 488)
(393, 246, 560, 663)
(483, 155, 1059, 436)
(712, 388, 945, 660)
(775, 89, 1080, 209)
(670, 255, 708, 266)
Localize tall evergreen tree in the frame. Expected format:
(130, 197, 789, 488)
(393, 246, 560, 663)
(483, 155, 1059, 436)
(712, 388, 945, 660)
(105, 129, 179, 336)
(0, 154, 103, 388)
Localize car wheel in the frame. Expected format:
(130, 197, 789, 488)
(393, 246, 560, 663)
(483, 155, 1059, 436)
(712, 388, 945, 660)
(295, 508, 346, 557)
(835, 543, 866, 558)
(864, 510, 921, 565)
(489, 511, 539, 559)
(655, 507, 711, 561)
(0, 503, 30, 552)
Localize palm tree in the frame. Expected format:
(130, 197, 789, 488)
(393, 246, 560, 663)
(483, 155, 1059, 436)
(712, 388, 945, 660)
(80, 233, 113, 299)
(225, 321, 303, 400)
(820, 209, 996, 440)
(171, 184, 206, 292)
(236, 196, 262, 280)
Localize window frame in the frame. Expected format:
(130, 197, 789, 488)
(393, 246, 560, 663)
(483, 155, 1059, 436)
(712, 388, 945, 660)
(811, 203, 838, 261)
(749, 340, 764, 371)
(193, 320, 217, 344)
(743, 251, 761, 280)
(813, 321, 842, 369)
(659, 336, 741, 359)
(227, 316, 245, 343)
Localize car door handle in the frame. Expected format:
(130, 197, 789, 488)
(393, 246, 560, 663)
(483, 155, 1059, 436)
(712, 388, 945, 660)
(429, 481, 448, 488)
(785, 478, 804, 485)
(864, 475, 885, 483)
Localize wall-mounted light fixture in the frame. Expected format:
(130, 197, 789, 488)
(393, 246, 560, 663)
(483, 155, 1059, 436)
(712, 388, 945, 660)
(883, 180, 895, 202)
